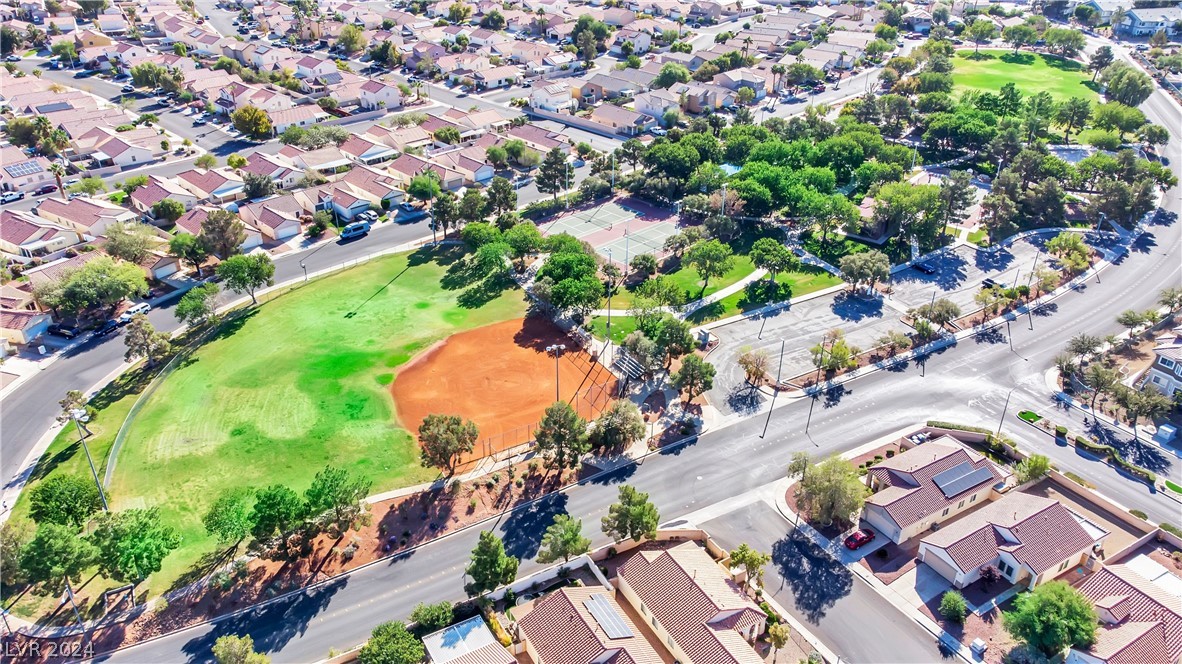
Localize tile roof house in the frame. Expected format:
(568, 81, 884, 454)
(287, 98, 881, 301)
(129, 176, 200, 217)
(0, 147, 54, 194)
(1070, 563, 1182, 664)
(918, 492, 1103, 590)
(0, 308, 51, 345)
(175, 168, 247, 204)
(1145, 325, 1182, 398)
(236, 195, 304, 240)
(589, 104, 656, 136)
(386, 153, 465, 191)
(518, 586, 667, 664)
(0, 210, 79, 259)
(617, 541, 765, 664)
(241, 153, 300, 190)
(174, 206, 263, 255)
(863, 438, 1008, 543)
(34, 197, 137, 239)
(267, 105, 331, 136)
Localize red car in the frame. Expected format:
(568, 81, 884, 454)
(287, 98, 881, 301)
(33, 184, 58, 195)
(844, 528, 876, 550)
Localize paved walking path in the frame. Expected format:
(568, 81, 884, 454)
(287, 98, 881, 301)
(589, 267, 770, 318)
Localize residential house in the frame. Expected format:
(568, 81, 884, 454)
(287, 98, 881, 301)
(590, 104, 655, 136)
(1068, 562, 1182, 664)
(1079, 0, 1130, 24)
(918, 492, 1103, 590)
(473, 65, 520, 90)
(174, 206, 263, 254)
(34, 197, 137, 239)
(617, 540, 765, 664)
(517, 587, 666, 664)
(278, 145, 353, 174)
(74, 28, 112, 48)
(423, 617, 515, 664)
(610, 28, 652, 55)
(386, 153, 465, 190)
(0, 210, 79, 259)
(1146, 325, 1182, 398)
(633, 89, 681, 122)
(430, 150, 495, 185)
(358, 79, 403, 110)
(339, 135, 398, 166)
(216, 82, 294, 116)
(1120, 6, 1182, 36)
(903, 8, 932, 33)
(863, 438, 1008, 543)
(578, 73, 642, 102)
(339, 166, 405, 208)
(0, 147, 54, 194)
(365, 124, 433, 152)
(129, 176, 199, 218)
(0, 309, 51, 345)
(236, 195, 303, 240)
(175, 168, 247, 204)
(293, 55, 338, 79)
(268, 105, 330, 136)
(530, 81, 577, 111)
(504, 124, 571, 154)
(87, 131, 159, 168)
(713, 68, 769, 99)
(241, 152, 301, 190)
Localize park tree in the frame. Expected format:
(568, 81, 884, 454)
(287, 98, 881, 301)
(536, 147, 570, 200)
(28, 475, 103, 528)
(737, 347, 770, 385)
(748, 237, 798, 281)
(458, 187, 487, 224)
(418, 414, 479, 476)
(1088, 46, 1114, 82)
(1099, 63, 1154, 107)
(1014, 454, 1051, 483)
(1054, 97, 1092, 142)
(1043, 27, 1085, 58)
(910, 298, 961, 327)
(358, 622, 424, 664)
(504, 221, 543, 263)
(303, 465, 372, 531)
(1001, 24, 1037, 54)
(91, 507, 182, 584)
(232, 105, 273, 140)
(967, 19, 997, 54)
(203, 488, 254, 547)
(212, 635, 270, 664)
(797, 455, 864, 527)
(465, 530, 519, 595)
(486, 176, 517, 214)
(217, 254, 275, 305)
(152, 198, 186, 222)
(601, 484, 659, 543)
(535, 401, 589, 471)
(20, 523, 97, 594)
(590, 399, 645, 451)
(936, 170, 975, 233)
(104, 222, 156, 263)
(0, 520, 34, 587)
(410, 601, 454, 632)
(685, 240, 734, 296)
(536, 514, 591, 563)
(729, 543, 771, 590)
(123, 315, 172, 367)
(169, 233, 210, 277)
(201, 209, 248, 258)
(1003, 581, 1097, 657)
(430, 191, 459, 239)
(838, 250, 890, 292)
(461, 222, 501, 249)
(672, 354, 715, 403)
(630, 253, 658, 277)
(250, 485, 304, 542)
(175, 283, 220, 327)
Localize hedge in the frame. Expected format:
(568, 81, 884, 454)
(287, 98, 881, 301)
(1071, 436, 1155, 484)
(926, 421, 992, 435)
(1161, 522, 1182, 538)
(1054, 425, 1069, 437)
(759, 600, 781, 625)
(1129, 509, 1148, 520)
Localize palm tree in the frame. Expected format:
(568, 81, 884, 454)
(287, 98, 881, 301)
(32, 116, 52, 143)
(771, 64, 785, 93)
(49, 162, 66, 201)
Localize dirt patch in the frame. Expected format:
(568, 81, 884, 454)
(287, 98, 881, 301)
(391, 316, 617, 465)
(859, 539, 920, 585)
(918, 595, 1018, 664)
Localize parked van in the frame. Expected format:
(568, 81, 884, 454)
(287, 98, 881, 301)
(119, 302, 151, 323)
(340, 221, 371, 240)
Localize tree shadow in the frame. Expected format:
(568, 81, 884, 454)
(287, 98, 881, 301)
(973, 326, 1006, 345)
(498, 492, 569, 560)
(972, 246, 1015, 272)
(829, 292, 883, 322)
(999, 52, 1035, 66)
(822, 384, 847, 408)
(205, 308, 260, 344)
(167, 546, 238, 594)
(771, 532, 853, 622)
(579, 460, 637, 485)
(725, 384, 765, 416)
(457, 273, 516, 309)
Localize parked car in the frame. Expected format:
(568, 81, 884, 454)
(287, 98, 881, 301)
(340, 221, 371, 240)
(94, 319, 121, 337)
(913, 261, 937, 275)
(844, 528, 876, 550)
(0, 191, 25, 204)
(356, 210, 379, 223)
(118, 302, 151, 323)
(651, 127, 668, 136)
(194, 117, 207, 125)
(399, 201, 417, 211)
(47, 323, 80, 339)
(121, 84, 136, 93)
(981, 278, 1004, 290)
(5, 54, 21, 62)
(64, 178, 80, 187)
(33, 184, 57, 195)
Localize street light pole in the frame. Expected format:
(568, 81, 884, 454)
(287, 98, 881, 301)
(996, 387, 1015, 438)
(805, 340, 828, 433)
(547, 344, 566, 401)
(300, 261, 308, 283)
(760, 339, 786, 439)
(71, 410, 107, 512)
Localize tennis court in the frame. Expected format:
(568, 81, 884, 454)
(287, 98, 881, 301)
(538, 199, 682, 267)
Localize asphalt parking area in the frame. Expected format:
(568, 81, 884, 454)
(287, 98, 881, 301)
(891, 238, 1046, 311)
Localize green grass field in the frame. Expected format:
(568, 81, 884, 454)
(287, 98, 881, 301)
(607, 254, 758, 310)
(11, 247, 527, 605)
(587, 315, 637, 344)
(952, 50, 1099, 101)
(686, 267, 843, 324)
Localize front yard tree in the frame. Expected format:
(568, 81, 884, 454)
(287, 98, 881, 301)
(123, 315, 172, 367)
(152, 198, 186, 222)
(212, 634, 270, 664)
(28, 475, 103, 528)
(536, 147, 569, 200)
(601, 485, 659, 543)
(91, 507, 182, 585)
(536, 514, 591, 563)
(203, 488, 254, 547)
(250, 484, 304, 542)
(303, 465, 372, 530)
(105, 222, 156, 263)
(590, 399, 645, 451)
(940, 590, 968, 624)
(217, 254, 275, 305)
(838, 250, 890, 292)
(20, 523, 97, 594)
(485, 176, 517, 214)
(169, 233, 210, 277)
(685, 239, 734, 296)
(748, 237, 798, 281)
(1014, 454, 1051, 483)
(672, 354, 715, 404)
(201, 209, 248, 258)
(1003, 581, 1097, 658)
(465, 530, 519, 595)
(175, 283, 220, 327)
(242, 172, 276, 200)
(337, 24, 364, 53)
(737, 347, 770, 385)
(410, 602, 454, 632)
(232, 105, 273, 140)
(767, 623, 791, 662)
(729, 543, 771, 590)
(418, 414, 479, 477)
(358, 622, 424, 664)
(797, 455, 864, 527)
(535, 401, 589, 471)
(40, 256, 148, 315)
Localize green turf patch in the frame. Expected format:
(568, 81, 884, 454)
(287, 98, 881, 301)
(952, 50, 1099, 101)
(587, 315, 637, 344)
(1166, 480, 1182, 495)
(1017, 410, 1042, 424)
(686, 267, 843, 324)
(84, 246, 526, 598)
(608, 254, 758, 310)
(968, 229, 990, 247)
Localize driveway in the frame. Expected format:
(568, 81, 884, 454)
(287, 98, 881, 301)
(698, 501, 950, 663)
(706, 292, 901, 416)
(891, 563, 953, 611)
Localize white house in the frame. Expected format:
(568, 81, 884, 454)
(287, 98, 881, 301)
(358, 80, 403, 110)
(1120, 6, 1182, 36)
(1146, 325, 1182, 398)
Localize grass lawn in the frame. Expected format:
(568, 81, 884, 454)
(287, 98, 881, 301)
(968, 229, 990, 247)
(952, 50, 1099, 101)
(62, 247, 523, 601)
(587, 315, 637, 344)
(686, 266, 843, 324)
(801, 232, 911, 266)
(107, 191, 126, 205)
(608, 254, 758, 310)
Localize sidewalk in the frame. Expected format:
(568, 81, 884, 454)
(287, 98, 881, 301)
(588, 267, 769, 318)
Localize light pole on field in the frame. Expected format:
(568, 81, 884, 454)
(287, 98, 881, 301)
(547, 344, 566, 401)
(300, 261, 307, 283)
(70, 408, 107, 512)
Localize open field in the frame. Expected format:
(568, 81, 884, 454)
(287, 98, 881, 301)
(952, 50, 1099, 101)
(89, 247, 527, 598)
(392, 316, 617, 465)
(686, 267, 844, 324)
(588, 315, 638, 344)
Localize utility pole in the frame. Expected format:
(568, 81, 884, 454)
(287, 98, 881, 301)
(760, 339, 786, 439)
(547, 344, 566, 401)
(1027, 248, 1041, 330)
(805, 340, 828, 433)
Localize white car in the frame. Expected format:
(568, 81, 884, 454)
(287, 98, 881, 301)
(651, 128, 668, 136)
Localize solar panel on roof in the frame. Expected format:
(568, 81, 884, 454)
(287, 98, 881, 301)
(583, 593, 633, 640)
(932, 462, 994, 498)
(3, 161, 44, 178)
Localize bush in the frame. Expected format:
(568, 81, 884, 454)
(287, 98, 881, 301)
(1161, 522, 1182, 538)
(1054, 425, 1068, 437)
(939, 590, 967, 624)
(885, 449, 895, 458)
(926, 421, 992, 435)
(758, 600, 780, 625)
(1129, 509, 1147, 520)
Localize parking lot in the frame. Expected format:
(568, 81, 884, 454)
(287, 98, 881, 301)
(889, 238, 1049, 312)
(706, 292, 901, 415)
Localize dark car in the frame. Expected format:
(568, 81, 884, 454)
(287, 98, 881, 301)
(94, 319, 120, 337)
(914, 261, 937, 275)
(981, 278, 1000, 290)
(47, 323, 79, 339)
(844, 528, 876, 550)
(33, 184, 58, 195)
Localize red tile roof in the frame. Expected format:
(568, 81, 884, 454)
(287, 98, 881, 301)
(867, 439, 1005, 530)
(1077, 564, 1182, 664)
(619, 542, 764, 664)
(518, 587, 664, 664)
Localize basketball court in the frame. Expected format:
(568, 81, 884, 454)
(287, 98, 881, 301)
(537, 199, 683, 268)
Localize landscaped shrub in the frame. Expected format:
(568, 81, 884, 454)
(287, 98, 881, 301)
(1160, 522, 1182, 538)
(885, 449, 895, 458)
(939, 590, 967, 624)
(1129, 509, 1148, 520)
(1064, 472, 1092, 488)
(1165, 480, 1182, 494)
(1054, 425, 1068, 437)
(759, 601, 781, 625)
(926, 421, 992, 435)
